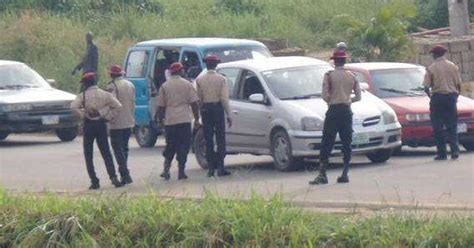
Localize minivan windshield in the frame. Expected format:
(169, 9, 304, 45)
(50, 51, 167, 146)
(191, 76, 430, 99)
(204, 46, 271, 63)
(262, 65, 332, 100)
(0, 64, 49, 89)
(370, 68, 426, 98)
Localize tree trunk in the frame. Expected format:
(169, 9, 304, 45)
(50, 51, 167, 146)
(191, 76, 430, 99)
(448, 0, 470, 36)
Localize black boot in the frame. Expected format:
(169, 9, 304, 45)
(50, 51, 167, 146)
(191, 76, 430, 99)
(217, 167, 231, 177)
(337, 175, 349, 183)
(89, 179, 100, 190)
(121, 175, 133, 185)
(434, 155, 447, 161)
(207, 168, 215, 177)
(178, 165, 188, 180)
(309, 173, 328, 185)
(111, 177, 124, 188)
(160, 161, 171, 180)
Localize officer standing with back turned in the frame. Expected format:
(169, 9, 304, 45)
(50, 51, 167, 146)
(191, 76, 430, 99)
(309, 50, 361, 185)
(196, 55, 232, 177)
(423, 45, 462, 160)
(106, 65, 136, 185)
(156, 62, 200, 180)
(71, 72, 123, 189)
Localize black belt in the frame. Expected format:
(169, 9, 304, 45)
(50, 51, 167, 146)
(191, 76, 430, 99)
(203, 102, 222, 106)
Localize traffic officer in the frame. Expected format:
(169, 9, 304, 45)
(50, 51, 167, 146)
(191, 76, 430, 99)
(71, 72, 123, 189)
(423, 45, 462, 160)
(106, 65, 136, 185)
(156, 62, 200, 180)
(196, 55, 232, 177)
(309, 50, 361, 185)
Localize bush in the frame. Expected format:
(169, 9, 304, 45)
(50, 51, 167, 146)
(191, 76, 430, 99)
(1, 190, 474, 247)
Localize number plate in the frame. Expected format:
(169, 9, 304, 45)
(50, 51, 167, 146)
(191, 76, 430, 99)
(42, 115, 59, 125)
(457, 123, 467, 133)
(352, 133, 370, 145)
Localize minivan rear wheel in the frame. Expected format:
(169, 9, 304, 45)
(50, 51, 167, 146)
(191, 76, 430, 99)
(271, 130, 301, 171)
(56, 127, 78, 141)
(193, 128, 209, 169)
(366, 148, 393, 163)
(134, 125, 158, 147)
(0, 131, 9, 141)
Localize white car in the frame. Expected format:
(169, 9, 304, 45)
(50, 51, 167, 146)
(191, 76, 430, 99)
(193, 57, 402, 171)
(0, 60, 79, 141)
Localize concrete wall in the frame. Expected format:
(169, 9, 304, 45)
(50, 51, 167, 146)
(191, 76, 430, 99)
(414, 37, 474, 82)
(413, 37, 474, 98)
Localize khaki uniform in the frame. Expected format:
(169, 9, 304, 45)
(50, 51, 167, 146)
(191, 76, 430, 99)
(196, 70, 231, 115)
(71, 86, 122, 121)
(106, 77, 136, 129)
(423, 57, 462, 94)
(157, 75, 199, 126)
(322, 68, 361, 105)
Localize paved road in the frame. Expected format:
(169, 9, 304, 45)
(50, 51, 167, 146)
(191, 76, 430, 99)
(1, 134, 473, 210)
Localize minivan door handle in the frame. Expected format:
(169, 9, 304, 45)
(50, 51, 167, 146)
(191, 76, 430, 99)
(232, 110, 239, 115)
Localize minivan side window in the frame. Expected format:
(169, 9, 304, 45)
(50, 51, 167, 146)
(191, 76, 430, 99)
(181, 51, 202, 79)
(352, 71, 368, 84)
(126, 50, 149, 78)
(217, 68, 241, 99)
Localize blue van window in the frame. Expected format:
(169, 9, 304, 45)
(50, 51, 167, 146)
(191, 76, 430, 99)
(126, 50, 149, 78)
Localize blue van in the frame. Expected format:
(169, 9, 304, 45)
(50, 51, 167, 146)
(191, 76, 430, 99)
(123, 38, 272, 147)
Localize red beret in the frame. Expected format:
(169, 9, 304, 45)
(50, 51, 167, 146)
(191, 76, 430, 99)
(203, 55, 221, 63)
(80, 72, 97, 83)
(169, 62, 184, 74)
(330, 50, 348, 59)
(430, 45, 447, 54)
(109, 64, 124, 76)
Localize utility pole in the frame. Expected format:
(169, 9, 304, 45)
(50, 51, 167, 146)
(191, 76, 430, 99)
(448, 0, 470, 36)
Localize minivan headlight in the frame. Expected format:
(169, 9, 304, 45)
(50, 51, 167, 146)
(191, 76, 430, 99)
(382, 110, 398, 124)
(405, 113, 430, 122)
(301, 117, 324, 131)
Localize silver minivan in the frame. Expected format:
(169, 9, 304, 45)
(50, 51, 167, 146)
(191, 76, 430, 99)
(193, 57, 402, 171)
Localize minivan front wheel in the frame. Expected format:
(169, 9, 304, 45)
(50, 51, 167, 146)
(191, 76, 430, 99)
(56, 127, 78, 141)
(271, 130, 301, 171)
(366, 148, 393, 163)
(134, 125, 158, 147)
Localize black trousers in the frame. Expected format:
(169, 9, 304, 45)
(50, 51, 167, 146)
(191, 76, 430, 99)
(201, 102, 226, 170)
(83, 119, 117, 182)
(430, 93, 459, 156)
(319, 104, 353, 174)
(163, 122, 192, 167)
(110, 128, 132, 178)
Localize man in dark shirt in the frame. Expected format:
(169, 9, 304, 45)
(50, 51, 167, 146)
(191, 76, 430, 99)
(72, 32, 99, 75)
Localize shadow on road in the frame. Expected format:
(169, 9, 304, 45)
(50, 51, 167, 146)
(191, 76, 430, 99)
(0, 139, 62, 148)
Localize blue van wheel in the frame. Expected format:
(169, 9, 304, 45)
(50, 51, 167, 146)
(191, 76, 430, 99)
(134, 125, 158, 147)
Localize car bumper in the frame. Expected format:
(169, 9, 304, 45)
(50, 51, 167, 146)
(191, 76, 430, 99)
(402, 121, 474, 147)
(289, 125, 402, 157)
(0, 109, 80, 133)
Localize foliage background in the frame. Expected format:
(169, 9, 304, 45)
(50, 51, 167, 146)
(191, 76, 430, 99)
(0, 0, 470, 92)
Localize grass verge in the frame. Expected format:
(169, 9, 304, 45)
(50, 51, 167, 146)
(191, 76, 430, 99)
(1, 189, 473, 247)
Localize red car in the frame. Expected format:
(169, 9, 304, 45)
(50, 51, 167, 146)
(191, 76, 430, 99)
(345, 62, 474, 151)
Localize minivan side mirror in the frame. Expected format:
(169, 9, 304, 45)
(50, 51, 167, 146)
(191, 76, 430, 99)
(360, 82, 369, 91)
(249, 93, 265, 103)
(46, 79, 57, 88)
